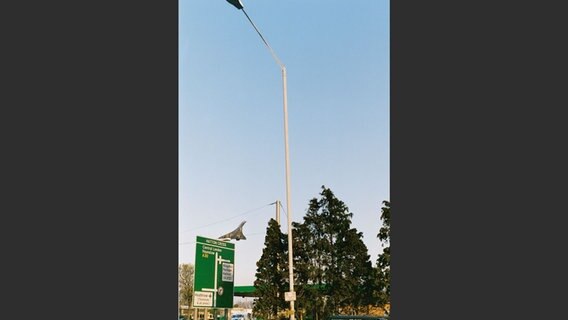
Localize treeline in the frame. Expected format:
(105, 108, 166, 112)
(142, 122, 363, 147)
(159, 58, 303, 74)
(253, 186, 391, 320)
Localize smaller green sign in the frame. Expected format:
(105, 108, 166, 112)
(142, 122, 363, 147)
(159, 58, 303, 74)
(193, 236, 235, 308)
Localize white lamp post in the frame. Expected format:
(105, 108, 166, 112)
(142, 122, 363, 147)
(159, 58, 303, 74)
(225, 2, 296, 320)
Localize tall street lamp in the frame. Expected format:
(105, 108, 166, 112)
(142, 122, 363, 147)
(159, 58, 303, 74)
(225, 1, 296, 320)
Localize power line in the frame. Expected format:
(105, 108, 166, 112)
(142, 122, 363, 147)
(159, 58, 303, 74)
(179, 202, 276, 234)
(279, 201, 288, 219)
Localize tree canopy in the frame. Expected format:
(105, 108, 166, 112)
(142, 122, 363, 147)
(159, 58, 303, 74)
(179, 263, 194, 316)
(254, 218, 289, 320)
(375, 201, 391, 311)
(254, 188, 390, 319)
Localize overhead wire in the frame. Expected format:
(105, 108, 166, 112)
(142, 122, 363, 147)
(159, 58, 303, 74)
(179, 202, 277, 234)
(279, 200, 288, 219)
(179, 201, 287, 245)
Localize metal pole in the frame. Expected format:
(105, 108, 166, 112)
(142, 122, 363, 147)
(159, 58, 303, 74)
(282, 66, 295, 320)
(276, 200, 281, 226)
(239, 9, 295, 320)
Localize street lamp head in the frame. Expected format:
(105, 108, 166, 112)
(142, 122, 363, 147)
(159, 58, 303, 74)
(226, 0, 244, 10)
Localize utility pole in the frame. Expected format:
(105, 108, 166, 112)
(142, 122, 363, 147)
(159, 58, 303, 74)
(276, 200, 281, 226)
(224, 2, 296, 319)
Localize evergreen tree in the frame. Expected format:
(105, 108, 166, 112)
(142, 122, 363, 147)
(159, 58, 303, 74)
(292, 220, 324, 320)
(375, 201, 391, 312)
(294, 186, 374, 319)
(254, 219, 288, 320)
(336, 228, 374, 314)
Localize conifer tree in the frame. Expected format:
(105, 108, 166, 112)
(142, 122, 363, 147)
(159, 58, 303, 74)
(375, 200, 391, 312)
(294, 186, 373, 319)
(254, 219, 288, 320)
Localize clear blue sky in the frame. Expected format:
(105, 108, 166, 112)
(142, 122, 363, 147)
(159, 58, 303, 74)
(179, 0, 389, 286)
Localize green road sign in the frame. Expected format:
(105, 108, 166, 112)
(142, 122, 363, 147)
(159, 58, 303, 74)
(193, 236, 235, 308)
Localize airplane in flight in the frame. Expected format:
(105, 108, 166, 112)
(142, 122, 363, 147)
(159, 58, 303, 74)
(218, 221, 247, 241)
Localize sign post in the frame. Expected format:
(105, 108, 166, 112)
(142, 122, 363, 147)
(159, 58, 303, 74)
(284, 291, 296, 302)
(193, 236, 235, 309)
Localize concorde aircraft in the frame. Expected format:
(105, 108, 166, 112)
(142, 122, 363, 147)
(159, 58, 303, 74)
(218, 221, 247, 241)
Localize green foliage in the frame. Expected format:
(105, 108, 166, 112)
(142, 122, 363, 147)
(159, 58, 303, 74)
(254, 188, 387, 319)
(293, 186, 374, 319)
(253, 219, 288, 320)
(375, 201, 391, 310)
